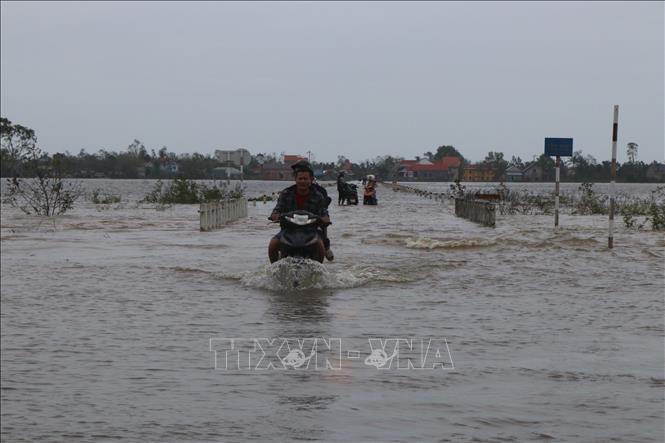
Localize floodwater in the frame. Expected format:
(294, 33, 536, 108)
(1, 179, 663, 442)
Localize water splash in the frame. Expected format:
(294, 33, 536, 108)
(223, 258, 413, 291)
(404, 237, 497, 250)
(361, 234, 498, 250)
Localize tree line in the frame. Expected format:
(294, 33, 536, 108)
(1, 118, 662, 182)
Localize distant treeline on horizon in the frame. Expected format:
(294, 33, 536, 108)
(2, 147, 663, 183)
(1, 117, 663, 183)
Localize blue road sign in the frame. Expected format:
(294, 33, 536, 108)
(544, 138, 573, 157)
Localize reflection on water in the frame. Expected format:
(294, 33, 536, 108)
(1, 180, 663, 442)
(266, 288, 333, 323)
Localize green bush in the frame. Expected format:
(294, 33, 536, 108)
(647, 186, 665, 230)
(619, 186, 665, 230)
(574, 182, 607, 215)
(143, 179, 245, 205)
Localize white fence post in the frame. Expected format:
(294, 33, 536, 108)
(454, 198, 496, 227)
(201, 202, 208, 231)
(199, 198, 248, 231)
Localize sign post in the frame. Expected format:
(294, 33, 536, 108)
(609, 105, 619, 249)
(226, 151, 231, 185)
(555, 155, 560, 227)
(544, 138, 573, 230)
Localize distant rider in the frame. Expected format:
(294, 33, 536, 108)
(268, 160, 333, 263)
(337, 171, 347, 205)
(363, 174, 377, 205)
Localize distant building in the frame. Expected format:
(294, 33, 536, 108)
(646, 162, 665, 181)
(215, 148, 251, 167)
(77, 169, 95, 178)
(398, 157, 461, 181)
(212, 167, 241, 178)
(254, 162, 292, 180)
(159, 160, 179, 174)
(166, 162, 179, 174)
(505, 165, 523, 182)
(248, 154, 308, 180)
(522, 163, 544, 182)
(462, 164, 496, 182)
(283, 154, 307, 165)
(339, 158, 353, 172)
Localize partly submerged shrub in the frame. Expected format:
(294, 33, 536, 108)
(5, 174, 82, 216)
(91, 189, 121, 204)
(449, 179, 466, 198)
(495, 191, 555, 215)
(646, 186, 665, 230)
(573, 182, 608, 215)
(492, 182, 663, 230)
(142, 179, 245, 205)
(618, 186, 665, 231)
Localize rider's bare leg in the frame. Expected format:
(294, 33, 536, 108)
(312, 239, 325, 263)
(268, 238, 280, 263)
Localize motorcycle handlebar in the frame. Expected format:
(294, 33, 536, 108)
(268, 211, 331, 226)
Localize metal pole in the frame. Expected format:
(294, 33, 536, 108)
(240, 153, 244, 185)
(227, 152, 231, 185)
(555, 155, 560, 229)
(609, 105, 619, 249)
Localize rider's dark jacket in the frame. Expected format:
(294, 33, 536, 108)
(337, 177, 346, 193)
(271, 184, 330, 217)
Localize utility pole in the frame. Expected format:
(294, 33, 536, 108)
(609, 105, 619, 249)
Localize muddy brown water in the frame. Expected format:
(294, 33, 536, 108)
(1, 180, 663, 442)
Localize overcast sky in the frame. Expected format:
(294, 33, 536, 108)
(1, 1, 663, 164)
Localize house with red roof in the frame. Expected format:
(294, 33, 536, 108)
(283, 154, 308, 165)
(398, 157, 461, 181)
(250, 154, 308, 180)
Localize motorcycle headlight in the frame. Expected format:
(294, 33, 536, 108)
(287, 214, 315, 225)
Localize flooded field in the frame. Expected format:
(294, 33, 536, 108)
(1, 180, 663, 442)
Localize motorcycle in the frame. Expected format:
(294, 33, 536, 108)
(338, 182, 359, 205)
(273, 210, 326, 262)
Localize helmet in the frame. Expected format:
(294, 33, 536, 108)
(367, 174, 375, 181)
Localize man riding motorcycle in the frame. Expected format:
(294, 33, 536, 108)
(268, 160, 333, 263)
(337, 171, 346, 205)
